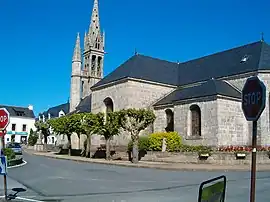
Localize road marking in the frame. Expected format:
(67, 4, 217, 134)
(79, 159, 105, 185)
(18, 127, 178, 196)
(8, 160, 27, 169)
(16, 196, 44, 202)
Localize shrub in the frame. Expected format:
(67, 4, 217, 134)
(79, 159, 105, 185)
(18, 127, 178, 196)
(3, 148, 16, 160)
(128, 136, 150, 152)
(148, 132, 182, 152)
(179, 145, 213, 155)
(28, 129, 38, 146)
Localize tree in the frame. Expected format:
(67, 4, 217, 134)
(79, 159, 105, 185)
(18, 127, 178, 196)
(97, 112, 121, 160)
(119, 108, 156, 163)
(81, 113, 102, 158)
(48, 116, 76, 155)
(69, 113, 85, 150)
(28, 128, 38, 146)
(35, 121, 50, 151)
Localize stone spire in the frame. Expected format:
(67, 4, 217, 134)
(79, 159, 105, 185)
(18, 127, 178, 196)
(72, 33, 81, 62)
(89, 0, 100, 34)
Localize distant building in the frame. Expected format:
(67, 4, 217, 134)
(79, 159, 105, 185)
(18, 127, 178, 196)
(0, 105, 36, 144)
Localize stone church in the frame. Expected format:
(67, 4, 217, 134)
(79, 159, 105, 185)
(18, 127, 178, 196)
(40, 0, 270, 149)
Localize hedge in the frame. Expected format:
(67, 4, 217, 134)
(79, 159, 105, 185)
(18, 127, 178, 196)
(148, 132, 182, 152)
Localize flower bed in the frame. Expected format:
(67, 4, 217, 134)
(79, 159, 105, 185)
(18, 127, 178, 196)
(7, 157, 23, 167)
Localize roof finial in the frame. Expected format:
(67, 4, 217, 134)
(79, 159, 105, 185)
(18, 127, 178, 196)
(134, 48, 138, 55)
(261, 32, 264, 42)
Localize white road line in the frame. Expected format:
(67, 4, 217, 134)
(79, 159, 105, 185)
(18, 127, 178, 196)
(16, 196, 44, 202)
(7, 160, 27, 169)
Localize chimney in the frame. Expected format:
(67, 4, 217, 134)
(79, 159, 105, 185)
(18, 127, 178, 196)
(28, 105, 34, 111)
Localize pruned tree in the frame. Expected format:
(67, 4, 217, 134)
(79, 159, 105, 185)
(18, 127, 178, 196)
(48, 116, 76, 155)
(119, 108, 156, 163)
(97, 112, 121, 160)
(35, 121, 50, 151)
(81, 113, 102, 158)
(69, 113, 85, 150)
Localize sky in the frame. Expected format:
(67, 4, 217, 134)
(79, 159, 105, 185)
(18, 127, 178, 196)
(0, 0, 269, 116)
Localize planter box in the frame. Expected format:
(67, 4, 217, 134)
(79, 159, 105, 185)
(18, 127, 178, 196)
(8, 157, 23, 167)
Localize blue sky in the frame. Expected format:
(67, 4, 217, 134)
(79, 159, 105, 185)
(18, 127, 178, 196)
(0, 0, 269, 116)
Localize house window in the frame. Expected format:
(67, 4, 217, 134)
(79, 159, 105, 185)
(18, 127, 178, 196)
(51, 137, 55, 144)
(12, 124, 16, 131)
(165, 109, 174, 132)
(22, 124, 27, 132)
(190, 105, 201, 136)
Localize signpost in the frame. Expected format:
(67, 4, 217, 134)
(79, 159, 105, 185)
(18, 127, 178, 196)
(0, 108, 9, 200)
(242, 76, 266, 202)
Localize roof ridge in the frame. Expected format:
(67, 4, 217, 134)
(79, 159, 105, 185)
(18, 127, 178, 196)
(181, 40, 262, 65)
(137, 54, 178, 65)
(0, 105, 30, 109)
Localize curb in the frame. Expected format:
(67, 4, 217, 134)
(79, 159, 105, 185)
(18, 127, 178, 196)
(27, 151, 270, 172)
(8, 160, 27, 169)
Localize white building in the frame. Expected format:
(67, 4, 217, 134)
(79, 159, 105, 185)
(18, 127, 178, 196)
(0, 105, 36, 144)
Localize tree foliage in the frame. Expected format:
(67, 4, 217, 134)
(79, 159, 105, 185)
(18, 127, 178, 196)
(119, 108, 156, 163)
(28, 128, 38, 146)
(81, 113, 102, 158)
(35, 121, 50, 146)
(97, 112, 121, 160)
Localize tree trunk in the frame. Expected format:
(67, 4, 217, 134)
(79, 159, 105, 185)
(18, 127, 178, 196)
(67, 135, 72, 156)
(85, 136, 91, 158)
(105, 138, 111, 160)
(132, 133, 139, 163)
(44, 134, 48, 152)
(77, 134, 81, 150)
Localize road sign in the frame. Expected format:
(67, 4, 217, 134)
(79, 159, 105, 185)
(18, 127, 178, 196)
(0, 108, 10, 131)
(242, 76, 266, 121)
(0, 156, 7, 175)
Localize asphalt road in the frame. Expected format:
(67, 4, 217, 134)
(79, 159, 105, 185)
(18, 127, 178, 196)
(0, 152, 269, 202)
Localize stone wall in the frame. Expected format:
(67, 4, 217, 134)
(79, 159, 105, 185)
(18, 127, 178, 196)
(173, 96, 218, 146)
(91, 78, 176, 146)
(154, 107, 174, 132)
(217, 97, 249, 146)
(116, 151, 270, 165)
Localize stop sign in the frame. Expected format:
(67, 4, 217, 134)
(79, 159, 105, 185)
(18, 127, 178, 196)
(0, 108, 10, 131)
(242, 76, 266, 121)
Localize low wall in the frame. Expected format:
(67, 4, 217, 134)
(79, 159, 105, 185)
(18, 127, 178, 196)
(114, 151, 270, 165)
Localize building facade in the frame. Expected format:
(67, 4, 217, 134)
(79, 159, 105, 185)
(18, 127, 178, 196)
(40, 0, 270, 149)
(0, 105, 36, 144)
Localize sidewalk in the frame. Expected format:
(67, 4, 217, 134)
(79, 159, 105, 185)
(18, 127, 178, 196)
(24, 149, 270, 172)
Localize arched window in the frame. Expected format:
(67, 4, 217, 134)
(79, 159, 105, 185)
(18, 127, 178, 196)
(190, 105, 201, 136)
(165, 109, 174, 132)
(103, 97, 114, 113)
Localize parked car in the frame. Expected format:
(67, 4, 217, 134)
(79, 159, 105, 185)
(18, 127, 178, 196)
(6, 143, 22, 155)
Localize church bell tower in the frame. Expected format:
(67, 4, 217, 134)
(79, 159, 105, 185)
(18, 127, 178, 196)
(70, 0, 105, 112)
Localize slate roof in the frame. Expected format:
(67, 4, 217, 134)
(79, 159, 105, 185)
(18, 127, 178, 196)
(68, 95, 92, 114)
(92, 54, 179, 88)
(177, 41, 270, 86)
(39, 102, 69, 119)
(0, 105, 35, 118)
(153, 79, 241, 106)
(92, 40, 270, 89)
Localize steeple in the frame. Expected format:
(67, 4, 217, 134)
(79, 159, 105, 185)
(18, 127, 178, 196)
(88, 0, 101, 43)
(72, 33, 81, 62)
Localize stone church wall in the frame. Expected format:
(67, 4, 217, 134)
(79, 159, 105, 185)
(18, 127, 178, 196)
(173, 96, 218, 146)
(91, 79, 176, 146)
(217, 97, 249, 146)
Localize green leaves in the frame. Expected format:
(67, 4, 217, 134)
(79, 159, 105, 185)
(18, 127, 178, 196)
(119, 108, 156, 134)
(98, 111, 121, 140)
(35, 121, 50, 135)
(82, 112, 103, 136)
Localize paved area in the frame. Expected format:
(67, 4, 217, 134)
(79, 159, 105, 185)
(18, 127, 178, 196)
(0, 152, 269, 201)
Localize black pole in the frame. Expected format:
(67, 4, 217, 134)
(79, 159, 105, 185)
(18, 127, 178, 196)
(250, 120, 257, 202)
(1, 134, 7, 200)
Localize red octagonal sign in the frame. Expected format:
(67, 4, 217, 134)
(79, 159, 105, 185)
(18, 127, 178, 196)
(242, 76, 266, 121)
(0, 108, 10, 131)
